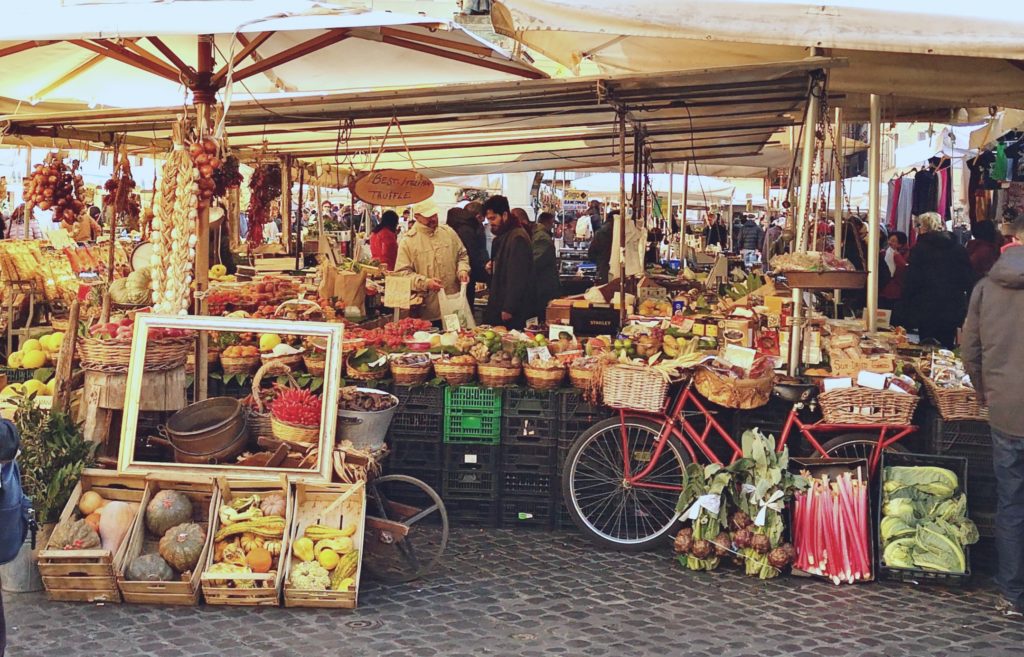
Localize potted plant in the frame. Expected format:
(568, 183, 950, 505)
(0, 394, 95, 592)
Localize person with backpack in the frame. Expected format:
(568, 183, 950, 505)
(1, 419, 34, 656)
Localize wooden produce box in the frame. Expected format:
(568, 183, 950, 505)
(201, 478, 292, 606)
(283, 481, 366, 609)
(117, 475, 218, 605)
(38, 470, 147, 603)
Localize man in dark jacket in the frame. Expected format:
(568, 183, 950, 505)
(962, 213, 1024, 618)
(737, 216, 763, 250)
(705, 213, 728, 247)
(588, 212, 615, 283)
(446, 206, 488, 308)
(483, 196, 534, 329)
(532, 212, 561, 318)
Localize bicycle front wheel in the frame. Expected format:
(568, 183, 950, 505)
(562, 416, 689, 551)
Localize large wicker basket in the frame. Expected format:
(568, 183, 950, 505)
(569, 365, 594, 389)
(390, 362, 433, 386)
(262, 352, 304, 369)
(303, 354, 326, 376)
(221, 355, 261, 376)
(271, 416, 320, 444)
(433, 361, 476, 386)
(693, 367, 773, 410)
(346, 360, 389, 381)
(477, 363, 521, 387)
(248, 361, 298, 441)
(524, 365, 565, 390)
(921, 377, 988, 422)
(602, 364, 668, 413)
(77, 336, 191, 373)
(818, 387, 919, 425)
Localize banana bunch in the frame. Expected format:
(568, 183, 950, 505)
(663, 334, 698, 358)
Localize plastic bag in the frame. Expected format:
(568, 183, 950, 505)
(438, 282, 476, 329)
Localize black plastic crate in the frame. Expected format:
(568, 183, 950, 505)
(502, 443, 558, 473)
(390, 439, 443, 471)
(444, 470, 499, 498)
(503, 470, 555, 497)
(444, 497, 499, 527)
(389, 410, 444, 441)
(878, 451, 971, 586)
(930, 415, 991, 455)
(558, 389, 610, 421)
(392, 384, 444, 412)
(501, 496, 556, 528)
(503, 387, 559, 418)
(444, 444, 500, 472)
(502, 416, 558, 448)
(559, 417, 601, 449)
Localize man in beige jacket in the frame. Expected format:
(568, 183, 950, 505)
(394, 200, 470, 321)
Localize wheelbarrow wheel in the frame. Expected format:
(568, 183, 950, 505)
(363, 474, 449, 584)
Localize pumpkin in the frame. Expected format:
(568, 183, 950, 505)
(246, 547, 273, 573)
(263, 540, 282, 557)
(158, 522, 207, 572)
(145, 490, 193, 537)
(98, 501, 134, 554)
(84, 512, 102, 531)
(78, 490, 107, 515)
(240, 532, 264, 553)
(126, 553, 175, 582)
(259, 493, 287, 517)
(50, 518, 100, 551)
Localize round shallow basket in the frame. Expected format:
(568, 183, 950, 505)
(818, 387, 919, 425)
(77, 336, 191, 373)
(477, 363, 521, 387)
(569, 365, 594, 390)
(524, 365, 566, 390)
(346, 360, 389, 381)
(693, 367, 773, 410)
(303, 354, 326, 376)
(220, 355, 261, 376)
(602, 364, 668, 413)
(433, 361, 476, 386)
(921, 377, 988, 422)
(390, 362, 433, 386)
(248, 361, 298, 441)
(271, 416, 319, 444)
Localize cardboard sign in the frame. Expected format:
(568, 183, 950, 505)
(383, 274, 412, 309)
(527, 346, 552, 364)
(350, 169, 434, 206)
(548, 324, 574, 341)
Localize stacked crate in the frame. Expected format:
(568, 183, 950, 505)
(555, 389, 613, 530)
(501, 388, 561, 528)
(443, 386, 503, 526)
(927, 410, 995, 537)
(387, 385, 444, 495)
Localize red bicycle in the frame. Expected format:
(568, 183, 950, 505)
(561, 377, 916, 550)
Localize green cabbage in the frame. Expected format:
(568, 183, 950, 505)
(882, 537, 916, 568)
(883, 466, 958, 499)
(882, 498, 917, 523)
(881, 515, 916, 542)
(912, 522, 966, 573)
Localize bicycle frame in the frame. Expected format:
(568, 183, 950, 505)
(619, 380, 915, 493)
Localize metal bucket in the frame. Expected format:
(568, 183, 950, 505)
(336, 388, 399, 450)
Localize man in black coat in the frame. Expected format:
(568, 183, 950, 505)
(446, 205, 489, 308)
(483, 196, 534, 329)
(588, 212, 616, 283)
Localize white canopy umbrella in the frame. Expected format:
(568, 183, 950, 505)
(572, 172, 735, 202)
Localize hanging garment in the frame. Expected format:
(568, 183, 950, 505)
(937, 168, 950, 221)
(912, 168, 939, 215)
(897, 176, 915, 235)
(993, 143, 1009, 181)
(887, 179, 902, 231)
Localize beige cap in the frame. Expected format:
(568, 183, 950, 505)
(412, 199, 439, 218)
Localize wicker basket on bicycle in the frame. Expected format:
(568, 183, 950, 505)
(602, 364, 668, 413)
(693, 366, 773, 409)
(920, 377, 988, 422)
(818, 386, 919, 425)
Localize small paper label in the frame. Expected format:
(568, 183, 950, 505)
(527, 346, 552, 364)
(442, 313, 461, 333)
(548, 324, 574, 341)
(464, 454, 477, 464)
(679, 317, 695, 333)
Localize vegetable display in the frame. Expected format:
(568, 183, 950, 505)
(673, 463, 733, 571)
(23, 152, 85, 221)
(879, 465, 978, 574)
(187, 138, 222, 209)
(145, 490, 193, 536)
(208, 492, 288, 590)
(246, 163, 282, 245)
(338, 387, 397, 412)
(150, 144, 199, 315)
(271, 387, 323, 427)
(792, 470, 870, 584)
(288, 524, 358, 592)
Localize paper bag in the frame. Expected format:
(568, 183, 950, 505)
(438, 282, 476, 329)
(334, 269, 367, 314)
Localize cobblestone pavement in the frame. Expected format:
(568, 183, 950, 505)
(4, 529, 1023, 657)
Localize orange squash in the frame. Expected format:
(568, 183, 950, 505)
(84, 512, 102, 531)
(246, 547, 273, 573)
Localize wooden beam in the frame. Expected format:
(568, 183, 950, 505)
(233, 29, 351, 84)
(32, 54, 105, 102)
(212, 31, 275, 86)
(0, 40, 56, 59)
(145, 36, 195, 81)
(378, 27, 495, 58)
(380, 33, 545, 80)
(121, 39, 193, 85)
(71, 39, 182, 83)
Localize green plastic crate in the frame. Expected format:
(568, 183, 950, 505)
(444, 410, 501, 444)
(445, 385, 502, 414)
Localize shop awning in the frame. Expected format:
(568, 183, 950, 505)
(492, 0, 1024, 118)
(571, 173, 736, 202)
(1, 58, 833, 178)
(0, 0, 543, 109)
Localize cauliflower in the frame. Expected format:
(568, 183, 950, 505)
(289, 561, 330, 590)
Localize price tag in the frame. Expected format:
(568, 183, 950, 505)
(527, 346, 552, 364)
(442, 313, 461, 333)
(463, 453, 478, 465)
(679, 317, 695, 333)
(548, 324, 574, 341)
(339, 230, 351, 242)
(383, 275, 412, 309)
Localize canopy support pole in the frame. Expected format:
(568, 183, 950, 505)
(866, 94, 882, 332)
(194, 34, 214, 402)
(788, 75, 822, 376)
(667, 162, 674, 256)
(680, 161, 690, 265)
(618, 110, 627, 325)
(281, 155, 292, 253)
(833, 106, 844, 312)
(295, 163, 305, 271)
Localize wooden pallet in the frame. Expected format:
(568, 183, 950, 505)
(116, 475, 217, 606)
(200, 477, 292, 606)
(38, 470, 147, 603)
(282, 481, 366, 609)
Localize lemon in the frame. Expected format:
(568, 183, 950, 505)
(21, 351, 46, 369)
(259, 334, 282, 352)
(46, 379, 55, 395)
(22, 339, 42, 353)
(51, 332, 65, 348)
(6, 351, 23, 369)
(22, 379, 47, 396)
(317, 549, 340, 571)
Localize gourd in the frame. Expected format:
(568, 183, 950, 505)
(146, 490, 193, 536)
(98, 501, 134, 554)
(84, 512, 102, 532)
(126, 553, 175, 582)
(50, 518, 101, 551)
(78, 490, 107, 515)
(158, 522, 207, 572)
(246, 547, 273, 573)
(259, 493, 287, 517)
(240, 532, 264, 553)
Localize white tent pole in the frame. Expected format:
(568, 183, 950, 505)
(667, 162, 673, 246)
(680, 161, 690, 264)
(866, 94, 882, 332)
(833, 107, 844, 310)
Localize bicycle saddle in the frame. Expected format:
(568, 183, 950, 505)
(773, 382, 818, 403)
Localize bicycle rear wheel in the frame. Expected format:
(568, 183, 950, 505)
(820, 432, 908, 461)
(562, 416, 689, 551)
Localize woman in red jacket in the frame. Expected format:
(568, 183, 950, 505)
(369, 210, 399, 270)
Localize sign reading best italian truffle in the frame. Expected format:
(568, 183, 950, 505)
(350, 169, 434, 206)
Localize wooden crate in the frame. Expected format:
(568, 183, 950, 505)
(200, 477, 292, 606)
(38, 470, 147, 603)
(282, 481, 366, 609)
(117, 475, 218, 606)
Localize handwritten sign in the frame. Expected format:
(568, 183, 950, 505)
(350, 169, 434, 206)
(383, 275, 412, 310)
(443, 313, 461, 333)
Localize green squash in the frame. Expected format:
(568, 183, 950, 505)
(126, 553, 175, 582)
(158, 522, 207, 572)
(145, 490, 193, 537)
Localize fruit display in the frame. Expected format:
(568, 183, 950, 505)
(6, 331, 64, 369)
(221, 345, 260, 359)
(246, 163, 282, 245)
(271, 387, 323, 428)
(208, 264, 236, 283)
(288, 523, 359, 592)
(23, 152, 85, 221)
(337, 386, 397, 412)
(637, 298, 673, 317)
(82, 315, 190, 343)
(187, 138, 222, 209)
(207, 492, 288, 590)
(150, 143, 199, 315)
(346, 347, 388, 374)
(109, 267, 152, 306)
